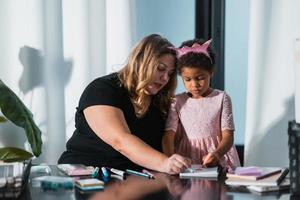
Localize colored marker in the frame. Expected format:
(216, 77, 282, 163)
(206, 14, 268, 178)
(142, 169, 155, 179)
(126, 169, 151, 179)
(101, 167, 110, 178)
(92, 167, 99, 178)
(110, 168, 126, 177)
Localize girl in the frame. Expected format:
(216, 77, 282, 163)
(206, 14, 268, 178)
(162, 39, 240, 170)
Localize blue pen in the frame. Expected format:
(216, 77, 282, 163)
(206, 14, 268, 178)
(101, 167, 110, 179)
(126, 169, 151, 179)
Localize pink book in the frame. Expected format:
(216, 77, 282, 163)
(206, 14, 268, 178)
(226, 166, 282, 180)
(234, 167, 263, 176)
(57, 164, 94, 176)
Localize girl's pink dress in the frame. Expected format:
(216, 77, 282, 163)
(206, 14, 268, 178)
(165, 89, 240, 170)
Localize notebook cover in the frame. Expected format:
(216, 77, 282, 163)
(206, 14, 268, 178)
(226, 167, 282, 180)
(225, 171, 288, 186)
(179, 165, 220, 178)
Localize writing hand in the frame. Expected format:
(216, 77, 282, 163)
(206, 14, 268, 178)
(202, 153, 219, 167)
(162, 154, 191, 174)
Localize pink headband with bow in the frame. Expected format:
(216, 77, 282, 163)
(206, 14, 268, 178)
(172, 39, 212, 62)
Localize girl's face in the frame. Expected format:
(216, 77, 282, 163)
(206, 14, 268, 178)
(145, 54, 175, 95)
(180, 67, 212, 99)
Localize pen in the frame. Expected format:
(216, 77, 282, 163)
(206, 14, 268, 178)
(142, 169, 155, 179)
(126, 169, 151, 179)
(276, 168, 289, 185)
(101, 167, 109, 177)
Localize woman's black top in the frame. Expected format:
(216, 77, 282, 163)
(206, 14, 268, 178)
(58, 73, 165, 170)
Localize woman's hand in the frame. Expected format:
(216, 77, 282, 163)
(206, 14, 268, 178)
(162, 154, 191, 174)
(202, 152, 219, 167)
(156, 172, 189, 197)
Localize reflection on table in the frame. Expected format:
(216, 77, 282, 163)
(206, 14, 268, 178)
(20, 165, 291, 200)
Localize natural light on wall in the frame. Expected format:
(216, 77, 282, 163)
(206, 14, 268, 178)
(0, 0, 47, 161)
(245, 0, 300, 167)
(0, 0, 134, 164)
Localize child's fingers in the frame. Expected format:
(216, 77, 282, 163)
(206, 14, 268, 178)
(203, 154, 214, 165)
(202, 155, 210, 164)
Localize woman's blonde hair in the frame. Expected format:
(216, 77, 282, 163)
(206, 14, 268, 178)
(118, 34, 177, 118)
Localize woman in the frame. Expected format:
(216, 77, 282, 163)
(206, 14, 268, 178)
(58, 34, 191, 174)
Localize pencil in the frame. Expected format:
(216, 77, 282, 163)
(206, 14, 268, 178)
(276, 168, 289, 185)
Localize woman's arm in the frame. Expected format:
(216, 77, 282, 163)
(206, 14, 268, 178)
(162, 130, 175, 156)
(202, 130, 234, 166)
(84, 105, 191, 174)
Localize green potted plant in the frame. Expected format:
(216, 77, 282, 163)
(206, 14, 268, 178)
(0, 79, 42, 162)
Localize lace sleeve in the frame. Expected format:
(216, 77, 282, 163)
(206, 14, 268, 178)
(221, 93, 235, 131)
(165, 98, 179, 133)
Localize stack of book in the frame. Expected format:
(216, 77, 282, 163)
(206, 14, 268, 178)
(225, 166, 290, 193)
(75, 178, 104, 192)
(0, 160, 31, 198)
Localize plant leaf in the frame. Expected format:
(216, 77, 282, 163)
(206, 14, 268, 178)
(0, 147, 33, 162)
(0, 79, 42, 156)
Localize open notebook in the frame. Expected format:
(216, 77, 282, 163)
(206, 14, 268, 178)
(179, 165, 220, 179)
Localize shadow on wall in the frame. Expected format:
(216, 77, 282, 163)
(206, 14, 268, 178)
(18, 46, 44, 94)
(18, 46, 73, 94)
(247, 96, 295, 167)
(0, 46, 73, 160)
(18, 46, 73, 163)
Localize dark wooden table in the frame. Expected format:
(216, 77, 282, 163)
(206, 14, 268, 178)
(18, 165, 292, 200)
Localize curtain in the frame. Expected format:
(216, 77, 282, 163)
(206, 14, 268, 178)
(0, 0, 135, 164)
(245, 0, 300, 166)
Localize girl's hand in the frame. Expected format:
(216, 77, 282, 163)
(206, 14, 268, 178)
(162, 154, 191, 175)
(202, 152, 219, 167)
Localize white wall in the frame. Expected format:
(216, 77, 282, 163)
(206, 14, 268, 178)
(135, 0, 195, 93)
(225, 0, 250, 144)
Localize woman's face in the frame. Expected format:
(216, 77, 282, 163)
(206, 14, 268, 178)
(145, 54, 176, 95)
